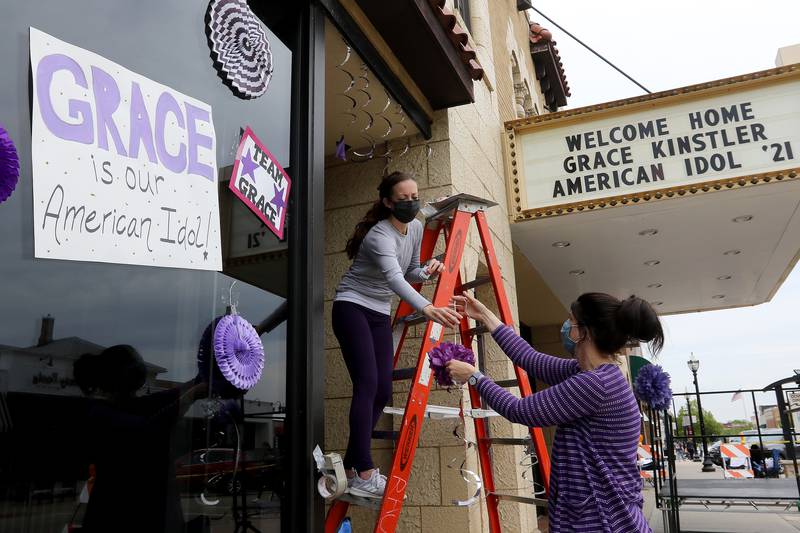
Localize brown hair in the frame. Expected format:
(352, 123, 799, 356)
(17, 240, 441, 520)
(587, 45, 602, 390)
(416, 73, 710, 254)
(571, 293, 665, 355)
(345, 171, 416, 259)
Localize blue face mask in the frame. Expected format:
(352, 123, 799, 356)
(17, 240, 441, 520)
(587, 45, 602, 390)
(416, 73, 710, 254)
(560, 319, 577, 355)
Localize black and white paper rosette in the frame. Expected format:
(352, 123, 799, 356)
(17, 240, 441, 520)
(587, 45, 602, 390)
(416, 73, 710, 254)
(205, 0, 273, 99)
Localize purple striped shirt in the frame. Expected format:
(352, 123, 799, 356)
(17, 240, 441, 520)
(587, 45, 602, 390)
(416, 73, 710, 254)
(476, 326, 650, 533)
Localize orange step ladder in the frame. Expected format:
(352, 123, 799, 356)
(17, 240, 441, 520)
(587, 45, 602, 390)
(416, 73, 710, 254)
(324, 194, 551, 532)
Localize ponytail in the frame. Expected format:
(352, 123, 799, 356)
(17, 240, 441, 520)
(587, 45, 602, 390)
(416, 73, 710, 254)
(616, 296, 664, 354)
(571, 293, 664, 355)
(345, 200, 390, 260)
(344, 171, 415, 259)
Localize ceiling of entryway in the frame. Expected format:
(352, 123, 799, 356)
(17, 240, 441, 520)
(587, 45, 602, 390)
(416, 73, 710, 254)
(324, 19, 420, 157)
(512, 179, 800, 315)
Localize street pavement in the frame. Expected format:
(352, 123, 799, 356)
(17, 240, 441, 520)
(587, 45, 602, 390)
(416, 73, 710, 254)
(645, 460, 800, 532)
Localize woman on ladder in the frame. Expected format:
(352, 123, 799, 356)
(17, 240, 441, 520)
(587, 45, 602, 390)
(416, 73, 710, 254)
(447, 292, 663, 532)
(333, 171, 461, 498)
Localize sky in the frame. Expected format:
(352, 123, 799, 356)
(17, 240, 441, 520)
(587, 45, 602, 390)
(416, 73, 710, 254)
(528, 0, 800, 421)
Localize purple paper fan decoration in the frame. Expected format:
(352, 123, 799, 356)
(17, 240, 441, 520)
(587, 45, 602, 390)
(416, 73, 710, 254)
(213, 314, 265, 390)
(205, 0, 273, 99)
(634, 364, 672, 411)
(0, 124, 20, 204)
(428, 341, 476, 387)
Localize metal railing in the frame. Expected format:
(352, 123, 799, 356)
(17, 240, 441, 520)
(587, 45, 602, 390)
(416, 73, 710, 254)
(668, 387, 799, 469)
(643, 382, 800, 531)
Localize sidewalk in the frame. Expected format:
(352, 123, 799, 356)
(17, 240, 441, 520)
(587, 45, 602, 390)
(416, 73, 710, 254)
(644, 460, 800, 532)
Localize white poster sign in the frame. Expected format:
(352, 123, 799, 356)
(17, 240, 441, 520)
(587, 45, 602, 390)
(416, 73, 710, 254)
(227, 198, 287, 259)
(789, 391, 800, 409)
(513, 73, 800, 212)
(30, 28, 222, 270)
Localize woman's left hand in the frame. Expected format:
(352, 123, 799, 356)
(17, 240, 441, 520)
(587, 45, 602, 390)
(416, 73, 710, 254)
(445, 360, 477, 385)
(424, 259, 445, 278)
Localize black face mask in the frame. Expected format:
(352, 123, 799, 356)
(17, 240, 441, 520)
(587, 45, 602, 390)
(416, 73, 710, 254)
(390, 200, 420, 223)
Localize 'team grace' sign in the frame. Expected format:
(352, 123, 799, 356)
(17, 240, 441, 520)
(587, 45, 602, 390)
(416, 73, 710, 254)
(229, 127, 290, 240)
(506, 67, 800, 217)
(30, 28, 222, 270)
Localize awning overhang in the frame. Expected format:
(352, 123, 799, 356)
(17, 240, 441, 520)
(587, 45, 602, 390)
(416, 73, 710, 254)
(350, 0, 482, 109)
(511, 164, 800, 316)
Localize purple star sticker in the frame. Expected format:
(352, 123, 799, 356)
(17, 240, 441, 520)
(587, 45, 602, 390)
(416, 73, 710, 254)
(271, 184, 286, 210)
(240, 149, 259, 180)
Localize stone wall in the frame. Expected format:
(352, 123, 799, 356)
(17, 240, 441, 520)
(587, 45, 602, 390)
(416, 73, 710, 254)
(322, 1, 549, 530)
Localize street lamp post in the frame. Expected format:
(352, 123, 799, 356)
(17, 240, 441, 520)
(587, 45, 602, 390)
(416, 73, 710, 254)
(688, 353, 716, 472)
(685, 391, 696, 459)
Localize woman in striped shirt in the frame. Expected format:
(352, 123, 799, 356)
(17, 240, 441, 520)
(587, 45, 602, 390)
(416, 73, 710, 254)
(447, 292, 664, 533)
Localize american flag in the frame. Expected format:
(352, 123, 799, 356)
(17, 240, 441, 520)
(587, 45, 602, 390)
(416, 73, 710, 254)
(731, 390, 743, 402)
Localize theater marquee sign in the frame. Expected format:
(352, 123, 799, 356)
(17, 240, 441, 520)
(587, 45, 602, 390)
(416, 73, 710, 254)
(504, 65, 800, 219)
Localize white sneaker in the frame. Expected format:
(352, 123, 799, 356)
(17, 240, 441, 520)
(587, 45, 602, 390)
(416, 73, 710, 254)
(347, 468, 387, 499)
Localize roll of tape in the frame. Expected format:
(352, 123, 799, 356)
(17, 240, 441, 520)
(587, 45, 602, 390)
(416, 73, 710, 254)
(317, 474, 339, 499)
(316, 453, 347, 500)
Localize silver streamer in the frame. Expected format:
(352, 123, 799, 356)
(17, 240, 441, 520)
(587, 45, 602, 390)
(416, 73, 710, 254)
(350, 134, 375, 159)
(359, 109, 374, 132)
(448, 393, 482, 507)
(519, 452, 547, 496)
(379, 115, 393, 138)
(356, 88, 373, 108)
(357, 63, 370, 89)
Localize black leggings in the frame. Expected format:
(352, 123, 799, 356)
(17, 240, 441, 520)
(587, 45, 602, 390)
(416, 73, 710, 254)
(331, 300, 394, 472)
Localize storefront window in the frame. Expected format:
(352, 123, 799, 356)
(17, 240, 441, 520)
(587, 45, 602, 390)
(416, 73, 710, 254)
(0, 1, 292, 531)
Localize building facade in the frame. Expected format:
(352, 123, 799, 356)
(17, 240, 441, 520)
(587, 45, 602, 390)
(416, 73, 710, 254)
(6, 1, 796, 532)
(322, 1, 568, 531)
(1, 1, 571, 532)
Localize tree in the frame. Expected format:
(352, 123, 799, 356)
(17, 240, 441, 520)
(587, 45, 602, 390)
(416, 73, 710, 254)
(674, 399, 725, 439)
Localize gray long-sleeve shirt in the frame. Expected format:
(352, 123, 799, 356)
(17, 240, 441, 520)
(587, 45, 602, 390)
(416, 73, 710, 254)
(335, 218, 431, 315)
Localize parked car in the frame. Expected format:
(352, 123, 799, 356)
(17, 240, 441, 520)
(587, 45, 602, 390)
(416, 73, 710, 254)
(175, 447, 279, 495)
(707, 439, 725, 466)
(639, 456, 666, 471)
(742, 429, 788, 459)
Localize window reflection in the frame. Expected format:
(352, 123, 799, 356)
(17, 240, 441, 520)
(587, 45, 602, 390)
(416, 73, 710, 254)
(0, 1, 291, 531)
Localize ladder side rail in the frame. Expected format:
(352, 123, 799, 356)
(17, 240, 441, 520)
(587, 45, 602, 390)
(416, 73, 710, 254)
(324, 501, 350, 533)
(474, 210, 552, 494)
(374, 209, 473, 533)
(455, 270, 502, 533)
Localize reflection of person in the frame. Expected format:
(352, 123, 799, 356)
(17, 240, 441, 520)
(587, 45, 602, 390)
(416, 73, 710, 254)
(333, 172, 461, 498)
(447, 292, 664, 533)
(74, 345, 208, 533)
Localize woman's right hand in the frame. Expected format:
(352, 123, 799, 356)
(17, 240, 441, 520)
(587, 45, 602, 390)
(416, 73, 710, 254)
(451, 293, 502, 332)
(423, 305, 462, 328)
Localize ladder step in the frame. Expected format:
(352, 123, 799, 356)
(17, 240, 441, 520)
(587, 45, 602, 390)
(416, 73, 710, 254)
(335, 492, 383, 510)
(494, 378, 519, 388)
(392, 367, 416, 381)
(481, 436, 532, 446)
(421, 193, 498, 221)
(460, 276, 491, 291)
(489, 492, 548, 506)
(372, 430, 399, 441)
(384, 405, 500, 419)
